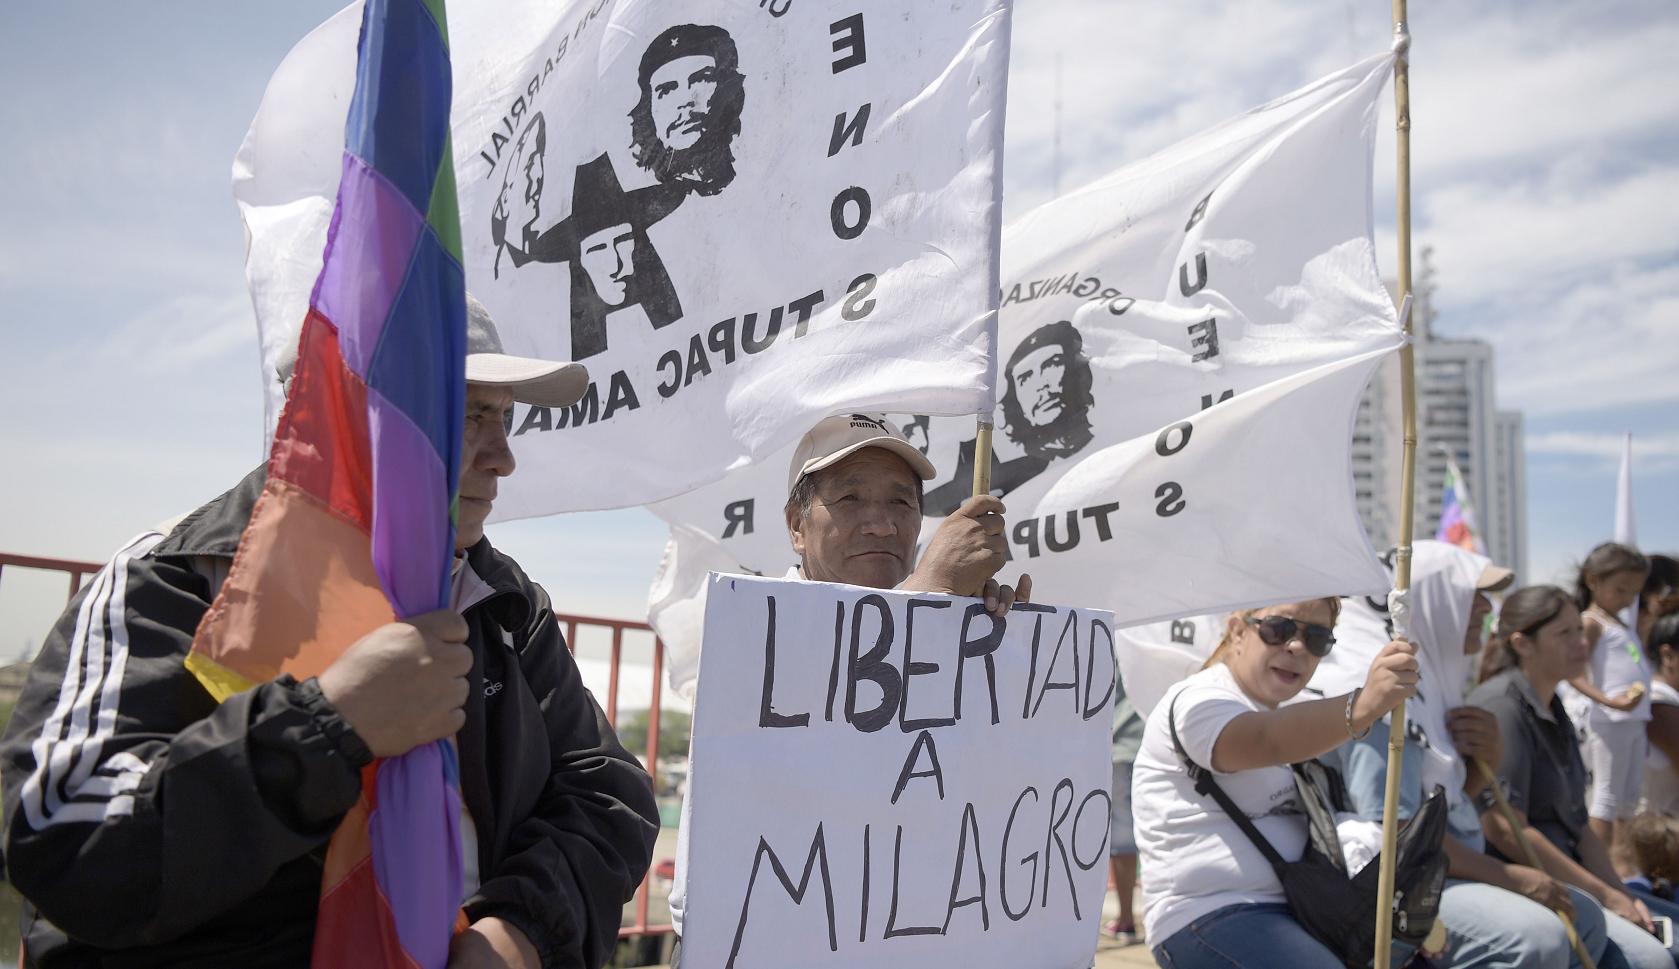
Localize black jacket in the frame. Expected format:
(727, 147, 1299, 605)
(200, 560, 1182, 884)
(0, 469, 659, 967)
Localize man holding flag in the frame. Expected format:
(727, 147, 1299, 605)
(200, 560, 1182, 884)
(0, 300, 657, 968)
(0, 0, 658, 962)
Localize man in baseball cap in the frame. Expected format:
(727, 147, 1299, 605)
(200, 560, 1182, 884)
(667, 413, 1031, 965)
(459, 293, 591, 406)
(783, 413, 1031, 612)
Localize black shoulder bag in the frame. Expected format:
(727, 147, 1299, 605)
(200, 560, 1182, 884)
(1168, 694, 1450, 968)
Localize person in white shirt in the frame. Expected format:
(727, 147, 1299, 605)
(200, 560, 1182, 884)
(1132, 597, 1417, 968)
(1643, 615, 1679, 816)
(1565, 543, 1654, 873)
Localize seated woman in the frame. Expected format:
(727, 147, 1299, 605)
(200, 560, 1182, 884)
(1325, 542, 1610, 968)
(1133, 597, 1417, 968)
(1470, 585, 1677, 969)
(1644, 615, 1679, 817)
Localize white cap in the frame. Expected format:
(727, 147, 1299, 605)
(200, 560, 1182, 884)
(787, 414, 937, 496)
(274, 294, 590, 408)
(463, 294, 590, 408)
(1477, 563, 1516, 593)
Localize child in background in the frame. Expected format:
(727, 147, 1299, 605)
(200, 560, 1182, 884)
(1626, 813, 1679, 903)
(1567, 543, 1654, 875)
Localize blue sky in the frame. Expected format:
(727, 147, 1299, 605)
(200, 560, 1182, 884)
(1, 1, 1675, 660)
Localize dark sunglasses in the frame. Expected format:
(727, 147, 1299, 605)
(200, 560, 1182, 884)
(1245, 614, 1336, 657)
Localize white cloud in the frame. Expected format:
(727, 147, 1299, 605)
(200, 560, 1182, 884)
(1528, 430, 1679, 472)
(1420, 166, 1679, 306)
(94, 291, 256, 376)
(1410, 11, 1679, 180)
(1465, 259, 1679, 416)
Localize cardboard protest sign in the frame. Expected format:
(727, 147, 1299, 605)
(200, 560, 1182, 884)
(237, 0, 1012, 512)
(650, 53, 1401, 698)
(680, 574, 1112, 969)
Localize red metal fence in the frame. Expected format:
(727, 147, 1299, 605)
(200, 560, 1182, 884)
(553, 611, 674, 939)
(0, 551, 675, 940)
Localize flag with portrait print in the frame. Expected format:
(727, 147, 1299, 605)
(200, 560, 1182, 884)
(236, 0, 1014, 513)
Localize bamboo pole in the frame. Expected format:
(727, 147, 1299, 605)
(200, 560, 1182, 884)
(1373, 4, 1417, 965)
(971, 421, 995, 496)
(1471, 758, 1597, 969)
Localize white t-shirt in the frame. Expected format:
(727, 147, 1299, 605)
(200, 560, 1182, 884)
(1588, 609, 1652, 724)
(1644, 681, 1679, 816)
(1133, 663, 1306, 945)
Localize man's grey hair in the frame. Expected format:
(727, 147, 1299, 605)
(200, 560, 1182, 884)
(784, 466, 925, 522)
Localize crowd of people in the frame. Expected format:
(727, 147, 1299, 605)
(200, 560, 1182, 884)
(1113, 543, 1679, 969)
(0, 279, 1668, 969)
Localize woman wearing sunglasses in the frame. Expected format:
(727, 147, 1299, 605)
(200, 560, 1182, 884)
(1132, 598, 1418, 968)
(1470, 585, 1677, 969)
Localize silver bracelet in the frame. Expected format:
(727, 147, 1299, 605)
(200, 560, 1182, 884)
(1345, 687, 1370, 740)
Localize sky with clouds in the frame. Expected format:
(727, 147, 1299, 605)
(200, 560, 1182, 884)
(1, 1, 1674, 663)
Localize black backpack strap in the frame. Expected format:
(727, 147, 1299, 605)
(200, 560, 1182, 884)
(1167, 692, 1289, 871)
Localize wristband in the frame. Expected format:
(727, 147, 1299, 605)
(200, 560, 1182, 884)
(1345, 687, 1370, 740)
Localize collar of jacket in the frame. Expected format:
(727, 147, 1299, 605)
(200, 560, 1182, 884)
(151, 465, 534, 632)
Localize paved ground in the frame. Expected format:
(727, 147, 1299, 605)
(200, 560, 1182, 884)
(1092, 886, 1156, 969)
(632, 874, 1158, 968)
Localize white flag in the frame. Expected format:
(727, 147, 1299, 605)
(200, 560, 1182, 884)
(650, 53, 1402, 699)
(1616, 432, 1636, 545)
(1616, 432, 1637, 625)
(1113, 614, 1224, 720)
(235, 0, 1013, 513)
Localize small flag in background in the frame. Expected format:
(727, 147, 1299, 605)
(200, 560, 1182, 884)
(189, 0, 467, 966)
(1436, 457, 1487, 556)
(1615, 432, 1636, 545)
(1615, 432, 1637, 625)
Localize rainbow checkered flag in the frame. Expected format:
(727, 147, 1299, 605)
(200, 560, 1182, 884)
(1435, 457, 1486, 556)
(188, 0, 467, 965)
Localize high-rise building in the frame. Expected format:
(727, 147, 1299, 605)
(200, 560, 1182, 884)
(1354, 282, 1529, 580)
(1490, 410, 1529, 580)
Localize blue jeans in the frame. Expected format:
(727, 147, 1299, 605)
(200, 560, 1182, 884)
(1601, 908, 1674, 969)
(1615, 887, 1679, 967)
(1436, 881, 1609, 969)
(1153, 903, 1343, 969)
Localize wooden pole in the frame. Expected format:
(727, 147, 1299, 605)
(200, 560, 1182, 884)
(1373, 4, 1417, 965)
(971, 421, 995, 496)
(1470, 759, 1597, 968)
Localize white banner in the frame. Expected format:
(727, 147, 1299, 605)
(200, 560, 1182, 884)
(1113, 614, 1223, 720)
(683, 574, 1112, 969)
(650, 53, 1402, 698)
(235, 0, 1011, 513)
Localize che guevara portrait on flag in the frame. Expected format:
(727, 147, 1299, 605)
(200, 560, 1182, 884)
(489, 24, 746, 361)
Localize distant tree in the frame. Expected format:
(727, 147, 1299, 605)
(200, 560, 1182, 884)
(614, 708, 691, 761)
